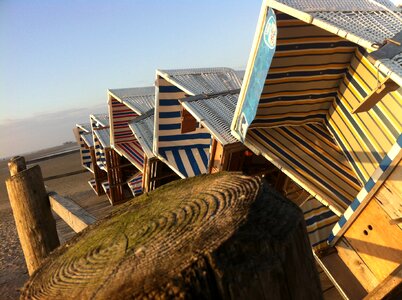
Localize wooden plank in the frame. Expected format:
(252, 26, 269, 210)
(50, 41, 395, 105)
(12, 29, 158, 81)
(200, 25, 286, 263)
(316, 251, 367, 300)
(208, 138, 218, 173)
(331, 150, 402, 246)
(344, 200, 402, 282)
(211, 140, 224, 173)
(336, 238, 379, 292)
(364, 264, 402, 300)
(48, 192, 96, 233)
(353, 80, 399, 113)
(181, 108, 198, 133)
(374, 159, 402, 229)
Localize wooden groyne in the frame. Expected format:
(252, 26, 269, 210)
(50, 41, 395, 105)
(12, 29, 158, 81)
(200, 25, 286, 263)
(6, 156, 323, 299)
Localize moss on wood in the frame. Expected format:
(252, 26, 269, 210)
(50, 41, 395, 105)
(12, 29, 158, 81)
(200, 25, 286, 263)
(21, 172, 321, 299)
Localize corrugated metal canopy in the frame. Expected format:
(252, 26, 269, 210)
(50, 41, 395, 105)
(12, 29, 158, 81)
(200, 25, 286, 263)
(277, 0, 396, 12)
(157, 67, 242, 95)
(377, 54, 402, 80)
(128, 110, 155, 159)
(91, 113, 109, 127)
(80, 132, 94, 148)
(271, 0, 402, 48)
(76, 123, 91, 133)
(108, 86, 155, 115)
(93, 128, 110, 148)
(180, 90, 240, 145)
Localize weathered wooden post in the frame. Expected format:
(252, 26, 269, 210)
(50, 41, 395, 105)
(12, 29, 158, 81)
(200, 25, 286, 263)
(22, 173, 322, 299)
(5, 156, 60, 275)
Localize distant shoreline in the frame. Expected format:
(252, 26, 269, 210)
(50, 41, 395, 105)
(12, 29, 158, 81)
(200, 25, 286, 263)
(0, 144, 79, 169)
(27, 148, 79, 165)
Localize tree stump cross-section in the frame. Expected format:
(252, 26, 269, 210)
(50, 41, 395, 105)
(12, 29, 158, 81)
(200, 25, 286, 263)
(21, 172, 322, 299)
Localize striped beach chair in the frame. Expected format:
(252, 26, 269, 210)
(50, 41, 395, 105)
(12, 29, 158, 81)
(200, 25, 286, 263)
(231, 0, 402, 296)
(129, 109, 180, 192)
(154, 68, 242, 178)
(108, 87, 155, 172)
(73, 123, 93, 172)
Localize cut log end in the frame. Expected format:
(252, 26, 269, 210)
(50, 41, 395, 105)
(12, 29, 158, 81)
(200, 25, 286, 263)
(21, 172, 322, 299)
(8, 156, 26, 176)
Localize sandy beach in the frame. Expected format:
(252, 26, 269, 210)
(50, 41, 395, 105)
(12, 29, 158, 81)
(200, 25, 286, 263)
(0, 146, 112, 299)
(0, 146, 341, 299)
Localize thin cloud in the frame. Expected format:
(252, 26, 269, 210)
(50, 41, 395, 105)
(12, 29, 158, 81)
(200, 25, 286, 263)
(0, 103, 108, 158)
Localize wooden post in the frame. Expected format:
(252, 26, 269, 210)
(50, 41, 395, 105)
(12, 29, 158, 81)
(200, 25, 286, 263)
(22, 173, 322, 299)
(6, 156, 60, 275)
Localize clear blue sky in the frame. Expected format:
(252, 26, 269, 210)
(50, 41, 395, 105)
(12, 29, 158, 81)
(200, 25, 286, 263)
(0, 0, 262, 157)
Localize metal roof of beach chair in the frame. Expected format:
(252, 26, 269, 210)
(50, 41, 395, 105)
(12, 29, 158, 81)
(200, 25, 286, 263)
(127, 171, 143, 197)
(128, 109, 155, 160)
(91, 113, 109, 128)
(157, 67, 242, 96)
(179, 90, 240, 146)
(265, 0, 402, 84)
(154, 68, 242, 178)
(94, 128, 110, 149)
(108, 87, 153, 172)
(74, 123, 93, 172)
(108, 86, 155, 115)
(80, 132, 94, 148)
(231, 0, 402, 245)
(76, 123, 91, 133)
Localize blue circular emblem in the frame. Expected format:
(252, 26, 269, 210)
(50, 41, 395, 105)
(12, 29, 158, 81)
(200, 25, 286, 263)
(263, 16, 277, 49)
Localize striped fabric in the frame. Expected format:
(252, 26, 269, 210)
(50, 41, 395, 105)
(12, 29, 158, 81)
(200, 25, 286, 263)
(94, 133, 107, 171)
(329, 134, 402, 245)
(251, 13, 356, 128)
(247, 123, 361, 215)
(155, 76, 211, 178)
(180, 90, 240, 145)
(101, 181, 110, 195)
(88, 179, 97, 193)
(110, 99, 139, 144)
(301, 197, 339, 251)
(114, 142, 144, 171)
(129, 109, 155, 160)
(127, 172, 143, 196)
(74, 125, 92, 171)
(232, 1, 402, 249)
(109, 87, 155, 115)
(327, 49, 402, 184)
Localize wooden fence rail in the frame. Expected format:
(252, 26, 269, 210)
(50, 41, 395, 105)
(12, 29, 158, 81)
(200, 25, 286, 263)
(48, 191, 96, 233)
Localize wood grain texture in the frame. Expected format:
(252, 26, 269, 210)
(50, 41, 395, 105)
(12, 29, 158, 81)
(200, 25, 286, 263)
(316, 252, 367, 300)
(8, 156, 27, 176)
(344, 200, 402, 282)
(364, 264, 402, 300)
(21, 172, 322, 299)
(374, 158, 402, 230)
(6, 165, 60, 275)
(336, 238, 379, 292)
